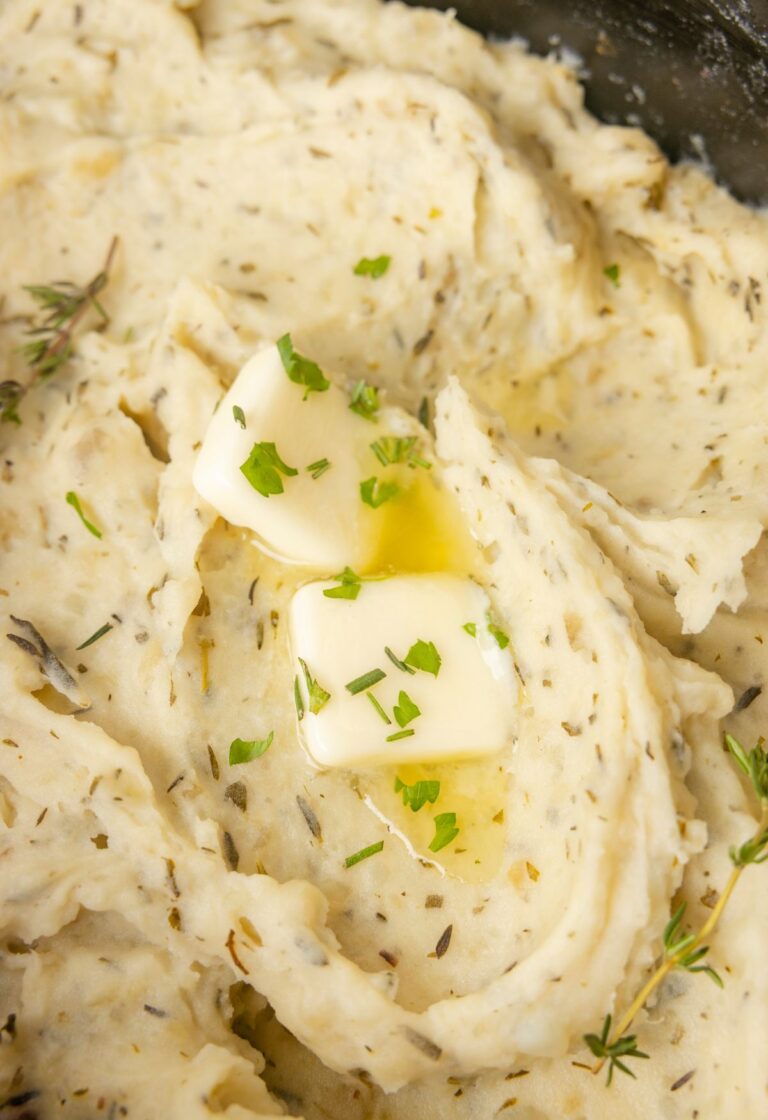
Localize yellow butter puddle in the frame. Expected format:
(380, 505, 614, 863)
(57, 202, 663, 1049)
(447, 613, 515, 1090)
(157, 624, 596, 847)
(357, 759, 508, 883)
(362, 468, 480, 577)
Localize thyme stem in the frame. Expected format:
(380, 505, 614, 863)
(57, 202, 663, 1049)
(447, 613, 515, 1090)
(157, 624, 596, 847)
(591, 801, 768, 1078)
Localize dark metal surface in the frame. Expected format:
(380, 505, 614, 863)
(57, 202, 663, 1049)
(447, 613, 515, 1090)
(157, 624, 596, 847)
(407, 0, 768, 204)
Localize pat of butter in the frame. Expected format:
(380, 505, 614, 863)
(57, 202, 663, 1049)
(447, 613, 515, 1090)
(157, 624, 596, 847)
(192, 344, 376, 568)
(290, 574, 518, 768)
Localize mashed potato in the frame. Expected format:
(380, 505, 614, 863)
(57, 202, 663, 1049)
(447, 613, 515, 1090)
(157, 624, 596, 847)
(1, 2, 767, 1117)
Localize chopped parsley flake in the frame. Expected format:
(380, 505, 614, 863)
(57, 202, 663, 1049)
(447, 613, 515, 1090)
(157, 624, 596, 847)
(603, 263, 620, 288)
(417, 396, 429, 429)
(240, 441, 298, 497)
(367, 692, 391, 724)
(462, 622, 477, 637)
(486, 612, 510, 650)
(306, 457, 331, 479)
(323, 567, 362, 601)
(344, 840, 384, 868)
(232, 404, 246, 429)
(276, 333, 330, 398)
(298, 658, 331, 714)
(229, 732, 273, 764)
(76, 621, 113, 650)
(346, 667, 386, 695)
(386, 728, 415, 742)
(370, 435, 430, 470)
(394, 777, 440, 812)
(294, 675, 305, 721)
(429, 812, 460, 852)
(349, 379, 380, 421)
(385, 645, 416, 674)
(360, 476, 399, 509)
(393, 689, 420, 728)
(353, 255, 391, 279)
(65, 491, 102, 539)
(404, 639, 441, 677)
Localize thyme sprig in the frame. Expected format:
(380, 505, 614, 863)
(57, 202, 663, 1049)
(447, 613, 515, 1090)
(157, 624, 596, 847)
(585, 732, 768, 1084)
(3, 237, 118, 424)
(584, 1015, 648, 1085)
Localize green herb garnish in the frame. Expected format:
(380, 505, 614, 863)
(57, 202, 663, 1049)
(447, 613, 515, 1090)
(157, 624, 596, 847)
(370, 435, 430, 470)
(486, 612, 510, 650)
(463, 622, 477, 637)
(353, 255, 391, 279)
(393, 689, 420, 728)
(19, 236, 117, 382)
(394, 777, 440, 812)
(229, 732, 274, 764)
(662, 902, 722, 987)
(603, 263, 620, 288)
(76, 621, 113, 650)
(66, 491, 102, 539)
(240, 441, 298, 497)
(367, 692, 391, 724)
(385, 645, 416, 674)
(360, 476, 399, 509)
(232, 405, 246, 429)
(404, 639, 441, 677)
(386, 728, 415, 742)
(276, 333, 330, 399)
(584, 1016, 648, 1086)
(298, 658, 331, 715)
(344, 840, 384, 868)
(306, 457, 331, 479)
(323, 567, 362, 601)
(429, 812, 459, 852)
(346, 667, 386, 695)
(294, 675, 305, 721)
(417, 397, 429, 429)
(349, 380, 380, 421)
(583, 730, 768, 1085)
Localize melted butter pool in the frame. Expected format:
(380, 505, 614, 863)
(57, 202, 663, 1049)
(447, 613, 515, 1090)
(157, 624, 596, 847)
(359, 760, 509, 883)
(362, 467, 480, 577)
(353, 464, 512, 883)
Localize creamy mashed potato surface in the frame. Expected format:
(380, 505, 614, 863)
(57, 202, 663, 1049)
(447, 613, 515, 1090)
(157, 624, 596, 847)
(1, 2, 768, 1118)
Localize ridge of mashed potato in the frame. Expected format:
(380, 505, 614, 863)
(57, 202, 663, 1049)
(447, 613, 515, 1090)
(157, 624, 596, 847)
(1, 1, 767, 1118)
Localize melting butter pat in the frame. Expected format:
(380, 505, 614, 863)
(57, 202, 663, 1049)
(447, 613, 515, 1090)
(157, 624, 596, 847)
(192, 344, 374, 568)
(290, 574, 518, 768)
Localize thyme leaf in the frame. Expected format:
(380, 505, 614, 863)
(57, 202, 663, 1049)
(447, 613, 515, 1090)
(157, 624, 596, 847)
(9, 237, 118, 423)
(76, 622, 113, 650)
(232, 405, 246, 429)
(584, 1016, 648, 1085)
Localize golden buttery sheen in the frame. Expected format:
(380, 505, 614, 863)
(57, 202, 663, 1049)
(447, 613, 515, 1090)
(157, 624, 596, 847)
(1, 1, 768, 1117)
